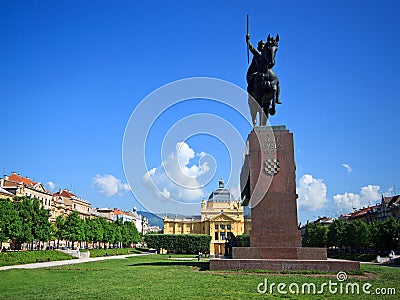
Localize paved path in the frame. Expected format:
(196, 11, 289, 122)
(0, 253, 151, 271)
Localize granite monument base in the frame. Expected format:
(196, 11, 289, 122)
(232, 246, 327, 260)
(209, 126, 360, 272)
(209, 258, 360, 272)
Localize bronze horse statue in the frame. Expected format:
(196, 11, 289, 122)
(246, 34, 281, 126)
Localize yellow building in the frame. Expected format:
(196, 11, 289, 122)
(163, 178, 245, 256)
(53, 189, 92, 220)
(0, 173, 92, 222)
(1, 172, 54, 211)
(0, 186, 14, 199)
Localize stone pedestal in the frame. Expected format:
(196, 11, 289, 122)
(209, 126, 360, 272)
(248, 126, 301, 249)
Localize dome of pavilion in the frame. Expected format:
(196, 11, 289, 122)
(207, 178, 235, 202)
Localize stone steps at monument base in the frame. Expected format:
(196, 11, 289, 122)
(209, 258, 360, 272)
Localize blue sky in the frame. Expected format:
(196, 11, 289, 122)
(1, 1, 399, 224)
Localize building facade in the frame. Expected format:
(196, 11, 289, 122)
(1, 172, 54, 211)
(339, 195, 400, 224)
(53, 189, 92, 220)
(163, 178, 245, 256)
(1, 173, 92, 222)
(0, 186, 14, 199)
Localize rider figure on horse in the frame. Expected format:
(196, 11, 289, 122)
(246, 39, 265, 92)
(246, 33, 281, 126)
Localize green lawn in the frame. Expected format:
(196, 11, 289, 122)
(0, 250, 75, 267)
(0, 254, 399, 299)
(84, 248, 146, 257)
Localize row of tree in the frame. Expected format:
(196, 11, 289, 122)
(0, 197, 141, 250)
(302, 218, 400, 251)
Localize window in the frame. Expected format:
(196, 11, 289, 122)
(227, 224, 231, 230)
(220, 232, 226, 240)
(214, 232, 219, 240)
(220, 224, 225, 229)
(215, 224, 218, 230)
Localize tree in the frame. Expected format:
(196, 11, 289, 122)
(369, 218, 399, 251)
(0, 198, 22, 249)
(113, 218, 123, 247)
(13, 196, 35, 249)
(84, 218, 94, 247)
(32, 203, 52, 249)
(10, 196, 53, 250)
(65, 211, 85, 248)
(342, 220, 370, 249)
(100, 219, 114, 248)
(55, 215, 68, 248)
(327, 219, 346, 248)
(302, 222, 328, 247)
(121, 221, 140, 247)
(92, 217, 105, 248)
(49, 222, 58, 249)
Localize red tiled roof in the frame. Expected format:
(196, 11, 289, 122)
(8, 173, 36, 186)
(348, 205, 379, 218)
(53, 189, 76, 198)
(114, 208, 126, 215)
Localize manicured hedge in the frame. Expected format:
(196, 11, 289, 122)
(327, 250, 376, 262)
(144, 234, 211, 254)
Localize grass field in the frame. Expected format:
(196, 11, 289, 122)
(0, 250, 75, 267)
(84, 248, 147, 257)
(0, 254, 399, 299)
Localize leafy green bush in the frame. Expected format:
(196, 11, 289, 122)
(327, 250, 376, 262)
(236, 234, 250, 247)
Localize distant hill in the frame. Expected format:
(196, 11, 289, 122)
(163, 213, 201, 219)
(137, 211, 202, 230)
(137, 211, 164, 229)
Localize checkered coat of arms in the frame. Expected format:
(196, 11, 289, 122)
(264, 158, 280, 176)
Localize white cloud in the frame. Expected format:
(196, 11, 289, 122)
(297, 174, 328, 211)
(143, 142, 210, 202)
(341, 163, 352, 173)
(230, 185, 241, 200)
(333, 184, 380, 214)
(92, 174, 130, 197)
(383, 186, 394, 197)
(46, 181, 56, 191)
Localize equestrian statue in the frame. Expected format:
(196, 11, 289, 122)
(246, 30, 281, 126)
